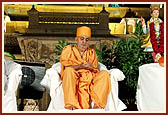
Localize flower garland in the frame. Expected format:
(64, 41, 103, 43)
(149, 22, 164, 54)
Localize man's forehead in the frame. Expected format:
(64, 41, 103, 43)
(153, 10, 159, 12)
(78, 35, 90, 39)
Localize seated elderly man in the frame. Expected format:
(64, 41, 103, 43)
(60, 26, 111, 110)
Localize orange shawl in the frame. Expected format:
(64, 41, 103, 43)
(60, 45, 99, 79)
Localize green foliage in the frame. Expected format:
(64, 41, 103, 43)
(134, 20, 145, 37)
(4, 51, 16, 60)
(96, 21, 153, 104)
(113, 37, 153, 101)
(95, 45, 115, 69)
(95, 49, 103, 63)
(111, 21, 153, 103)
(55, 40, 70, 62)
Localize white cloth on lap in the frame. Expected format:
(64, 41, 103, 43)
(105, 68, 125, 111)
(136, 63, 166, 112)
(3, 59, 22, 112)
(41, 62, 127, 112)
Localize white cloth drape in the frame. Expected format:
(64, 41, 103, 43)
(41, 62, 127, 112)
(136, 63, 166, 112)
(3, 59, 22, 112)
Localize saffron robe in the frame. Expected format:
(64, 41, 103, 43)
(60, 45, 111, 109)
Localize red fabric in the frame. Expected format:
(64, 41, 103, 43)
(149, 22, 164, 54)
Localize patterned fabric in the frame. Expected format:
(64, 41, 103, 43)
(149, 18, 163, 41)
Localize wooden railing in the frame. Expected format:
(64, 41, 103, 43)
(26, 5, 110, 36)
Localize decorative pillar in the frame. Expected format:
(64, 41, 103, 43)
(27, 5, 39, 29)
(98, 6, 110, 35)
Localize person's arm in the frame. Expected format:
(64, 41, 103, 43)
(142, 25, 147, 34)
(66, 62, 98, 71)
(65, 63, 83, 70)
(141, 16, 148, 34)
(83, 62, 98, 70)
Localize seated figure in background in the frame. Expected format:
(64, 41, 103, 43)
(60, 26, 111, 110)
